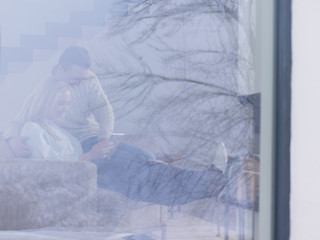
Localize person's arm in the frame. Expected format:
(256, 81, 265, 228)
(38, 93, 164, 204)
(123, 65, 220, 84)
(87, 73, 115, 140)
(20, 122, 59, 160)
(80, 140, 114, 161)
(4, 120, 33, 157)
(2, 121, 23, 140)
(2, 93, 38, 157)
(6, 136, 31, 157)
(22, 121, 113, 161)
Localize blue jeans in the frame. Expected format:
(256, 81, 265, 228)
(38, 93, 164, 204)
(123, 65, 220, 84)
(81, 137, 224, 206)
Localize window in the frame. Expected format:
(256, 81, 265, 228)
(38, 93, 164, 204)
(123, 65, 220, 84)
(0, 0, 291, 239)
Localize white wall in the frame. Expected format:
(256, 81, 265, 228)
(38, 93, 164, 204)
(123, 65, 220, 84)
(291, 1, 320, 239)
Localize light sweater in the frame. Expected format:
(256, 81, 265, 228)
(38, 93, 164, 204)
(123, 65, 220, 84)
(20, 120, 82, 161)
(3, 71, 114, 143)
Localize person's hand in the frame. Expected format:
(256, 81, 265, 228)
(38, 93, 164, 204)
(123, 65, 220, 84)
(82, 140, 113, 161)
(98, 138, 114, 157)
(8, 136, 32, 158)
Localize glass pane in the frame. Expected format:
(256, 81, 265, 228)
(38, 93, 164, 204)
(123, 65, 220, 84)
(0, 0, 265, 239)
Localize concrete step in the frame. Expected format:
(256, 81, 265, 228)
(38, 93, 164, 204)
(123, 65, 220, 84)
(0, 0, 111, 75)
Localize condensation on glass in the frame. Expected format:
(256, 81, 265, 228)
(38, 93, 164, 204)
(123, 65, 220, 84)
(0, 0, 262, 239)
(100, 1, 261, 240)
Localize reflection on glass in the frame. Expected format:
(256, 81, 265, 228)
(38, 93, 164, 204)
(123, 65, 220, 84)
(0, 0, 260, 239)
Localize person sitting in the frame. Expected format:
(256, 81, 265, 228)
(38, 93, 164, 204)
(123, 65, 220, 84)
(16, 78, 224, 206)
(19, 80, 110, 162)
(4, 46, 114, 159)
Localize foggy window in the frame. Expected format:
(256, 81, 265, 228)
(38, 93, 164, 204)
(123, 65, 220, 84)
(0, 0, 269, 239)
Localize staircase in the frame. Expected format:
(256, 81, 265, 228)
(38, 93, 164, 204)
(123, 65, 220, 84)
(0, 0, 127, 79)
(0, 0, 132, 130)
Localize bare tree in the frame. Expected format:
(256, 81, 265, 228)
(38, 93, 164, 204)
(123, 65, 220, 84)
(90, 0, 256, 165)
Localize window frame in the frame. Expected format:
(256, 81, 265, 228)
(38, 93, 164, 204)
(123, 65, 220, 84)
(257, 0, 291, 240)
(274, 0, 291, 240)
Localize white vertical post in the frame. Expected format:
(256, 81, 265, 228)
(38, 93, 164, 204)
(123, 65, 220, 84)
(255, 0, 276, 240)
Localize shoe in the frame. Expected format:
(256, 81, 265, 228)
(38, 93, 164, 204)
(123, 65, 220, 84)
(212, 142, 228, 174)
